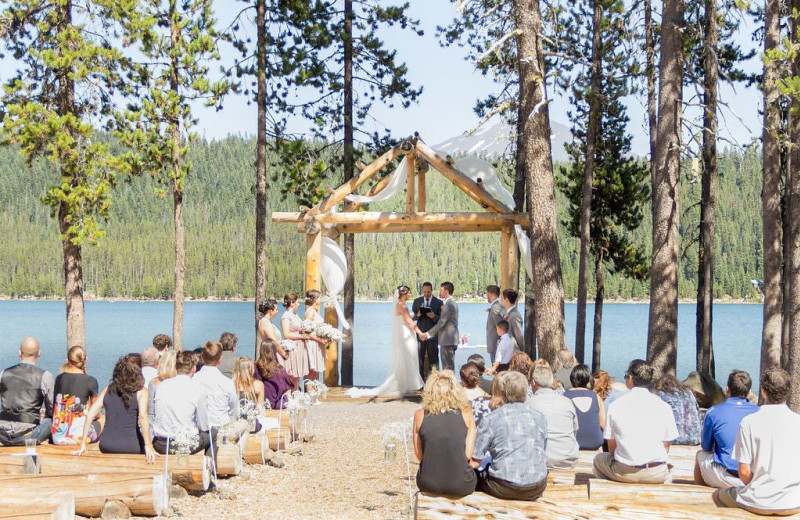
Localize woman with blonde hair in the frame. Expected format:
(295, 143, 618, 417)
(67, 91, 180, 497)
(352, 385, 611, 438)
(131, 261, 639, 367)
(51, 346, 100, 445)
(233, 357, 265, 407)
(413, 370, 477, 497)
(147, 351, 177, 426)
(302, 290, 327, 382)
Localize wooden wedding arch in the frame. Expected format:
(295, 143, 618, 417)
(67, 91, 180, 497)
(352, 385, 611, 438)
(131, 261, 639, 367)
(272, 134, 529, 386)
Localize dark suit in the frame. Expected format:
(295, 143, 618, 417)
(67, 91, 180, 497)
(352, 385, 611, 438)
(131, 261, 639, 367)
(504, 305, 524, 353)
(486, 299, 505, 360)
(412, 295, 442, 380)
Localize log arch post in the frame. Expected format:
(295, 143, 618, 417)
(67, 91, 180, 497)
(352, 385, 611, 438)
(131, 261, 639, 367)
(322, 228, 340, 387)
(500, 225, 519, 291)
(402, 139, 417, 215)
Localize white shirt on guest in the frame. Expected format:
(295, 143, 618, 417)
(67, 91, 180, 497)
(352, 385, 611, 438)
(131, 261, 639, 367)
(142, 366, 158, 388)
(604, 386, 678, 466)
(152, 374, 208, 438)
(495, 333, 514, 365)
(734, 404, 800, 512)
(192, 365, 238, 428)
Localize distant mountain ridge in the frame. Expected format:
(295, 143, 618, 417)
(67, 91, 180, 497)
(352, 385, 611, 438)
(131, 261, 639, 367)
(433, 119, 572, 163)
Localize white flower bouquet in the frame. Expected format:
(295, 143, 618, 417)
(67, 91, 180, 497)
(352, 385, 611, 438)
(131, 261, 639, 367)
(300, 320, 316, 334)
(315, 322, 343, 342)
(280, 339, 295, 352)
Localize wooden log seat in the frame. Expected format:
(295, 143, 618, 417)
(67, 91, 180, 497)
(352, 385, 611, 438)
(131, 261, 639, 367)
(215, 433, 245, 476)
(242, 411, 293, 463)
(0, 490, 75, 520)
(588, 478, 714, 506)
(0, 472, 168, 517)
(0, 448, 212, 492)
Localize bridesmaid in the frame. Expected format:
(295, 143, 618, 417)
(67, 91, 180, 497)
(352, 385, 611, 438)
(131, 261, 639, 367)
(257, 298, 289, 364)
(303, 290, 326, 383)
(280, 293, 311, 387)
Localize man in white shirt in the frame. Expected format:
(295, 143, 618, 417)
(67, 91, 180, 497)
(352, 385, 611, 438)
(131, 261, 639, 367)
(193, 341, 239, 429)
(526, 364, 579, 469)
(713, 368, 800, 516)
(486, 320, 513, 375)
(141, 347, 159, 388)
(151, 351, 212, 457)
(593, 359, 678, 483)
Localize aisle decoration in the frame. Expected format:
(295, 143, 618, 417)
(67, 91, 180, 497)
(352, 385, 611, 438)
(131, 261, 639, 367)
(381, 420, 415, 517)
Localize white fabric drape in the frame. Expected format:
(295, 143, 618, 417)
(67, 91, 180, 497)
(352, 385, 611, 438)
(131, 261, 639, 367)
(453, 157, 516, 210)
(320, 237, 350, 329)
(514, 224, 534, 282)
(344, 157, 409, 204)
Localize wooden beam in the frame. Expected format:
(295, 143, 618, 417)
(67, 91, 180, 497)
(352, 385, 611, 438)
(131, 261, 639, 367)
(337, 223, 516, 234)
(405, 151, 416, 214)
(274, 211, 530, 228)
(318, 147, 403, 212)
(305, 232, 322, 293)
(415, 140, 512, 213)
(418, 165, 426, 212)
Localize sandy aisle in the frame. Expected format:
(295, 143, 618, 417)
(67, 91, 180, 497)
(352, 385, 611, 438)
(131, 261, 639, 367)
(169, 401, 420, 520)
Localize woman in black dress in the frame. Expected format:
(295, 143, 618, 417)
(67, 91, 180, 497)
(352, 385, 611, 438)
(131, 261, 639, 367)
(51, 346, 100, 445)
(413, 370, 477, 497)
(74, 355, 157, 463)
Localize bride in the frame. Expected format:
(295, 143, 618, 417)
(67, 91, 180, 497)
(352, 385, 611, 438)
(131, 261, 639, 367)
(348, 285, 425, 397)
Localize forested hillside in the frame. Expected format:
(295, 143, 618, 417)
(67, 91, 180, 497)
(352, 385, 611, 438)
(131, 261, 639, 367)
(0, 136, 763, 300)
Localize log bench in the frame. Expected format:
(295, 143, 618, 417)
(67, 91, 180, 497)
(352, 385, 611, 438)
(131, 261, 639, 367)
(242, 411, 293, 464)
(0, 490, 75, 520)
(0, 472, 168, 517)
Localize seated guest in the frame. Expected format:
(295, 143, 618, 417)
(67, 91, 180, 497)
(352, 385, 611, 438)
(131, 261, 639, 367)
(593, 359, 678, 484)
(151, 352, 212, 457)
(695, 369, 758, 489)
(653, 373, 701, 445)
(509, 352, 535, 399)
(713, 368, 800, 516)
(526, 364, 579, 469)
(218, 332, 238, 379)
(192, 341, 239, 429)
(0, 337, 54, 445)
(152, 334, 172, 357)
(413, 370, 477, 498)
(593, 369, 627, 408)
(470, 371, 548, 501)
(486, 321, 513, 376)
(51, 346, 100, 445)
(147, 351, 176, 426)
(141, 347, 159, 388)
(554, 349, 578, 390)
(467, 354, 492, 394)
(564, 363, 605, 451)
(460, 363, 490, 427)
(76, 354, 156, 462)
(255, 339, 295, 410)
(233, 357, 265, 408)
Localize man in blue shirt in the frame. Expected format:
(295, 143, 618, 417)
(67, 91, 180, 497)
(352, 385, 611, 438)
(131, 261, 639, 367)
(695, 369, 758, 488)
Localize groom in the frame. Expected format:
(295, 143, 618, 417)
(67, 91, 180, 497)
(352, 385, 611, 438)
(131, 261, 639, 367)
(420, 281, 458, 371)
(412, 282, 442, 380)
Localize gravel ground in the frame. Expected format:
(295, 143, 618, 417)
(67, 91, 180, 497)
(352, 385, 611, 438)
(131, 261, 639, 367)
(168, 401, 421, 520)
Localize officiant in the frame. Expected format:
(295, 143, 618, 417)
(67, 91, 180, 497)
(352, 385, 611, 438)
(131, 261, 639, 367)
(412, 282, 442, 380)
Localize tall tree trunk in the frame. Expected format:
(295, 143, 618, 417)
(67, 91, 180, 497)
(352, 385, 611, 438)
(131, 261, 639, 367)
(592, 248, 605, 372)
(514, 89, 536, 357)
(514, 0, 567, 366)
(575, 0, 603, 364)
(761, 0, 783, 376)
(341, 0, 355, 386)
(170, 3, 185, 350)
(58, 1, 85, 349)
(647, 0, 684, 377)
(786, 0, 800, 411)
(254, 0, 267, 356)
(645, 0, 657, 218)
(696, 0, 718, 378)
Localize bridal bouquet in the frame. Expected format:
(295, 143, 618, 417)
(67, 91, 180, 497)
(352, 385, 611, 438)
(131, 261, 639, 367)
(315, 322, 343, 342)
(300, 320, 316, 335)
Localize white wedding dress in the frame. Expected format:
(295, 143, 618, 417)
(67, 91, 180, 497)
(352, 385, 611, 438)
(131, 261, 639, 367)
(348, 295, 425, 397)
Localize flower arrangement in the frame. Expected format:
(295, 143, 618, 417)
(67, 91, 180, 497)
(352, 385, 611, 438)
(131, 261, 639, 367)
(285, 390, 311, 416)
(381, 421, 412, 447)
(300, 320, 316, 335)
(315, 322, 343, 342)
(217, 418, 249, 443)
(305, 380, 329, 404)
(280, 339, 295, 352)
(171, 432, 200, 453)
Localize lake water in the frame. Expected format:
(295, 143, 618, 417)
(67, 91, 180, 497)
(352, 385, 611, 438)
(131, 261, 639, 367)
(0, 301, 763, 388)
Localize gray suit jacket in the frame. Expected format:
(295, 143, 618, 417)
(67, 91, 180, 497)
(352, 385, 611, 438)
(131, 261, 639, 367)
(504, 305, 524, 352)
(427, 298, 459, 346)
(486, 299, 505, 357)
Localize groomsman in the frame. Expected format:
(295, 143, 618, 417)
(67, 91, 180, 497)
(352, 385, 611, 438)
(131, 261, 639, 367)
(412, 282, 442, 380)
(420, 282, 459, 371)
(485, 285, 505, 361)
(501, 288, 524, 352)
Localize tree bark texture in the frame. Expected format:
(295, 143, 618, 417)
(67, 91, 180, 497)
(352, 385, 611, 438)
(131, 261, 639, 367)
(761, 0, 783, 376)
(170, 3, 185, 350)
(696, 0, 718, 378)
(341, 0, 355, 386)
(645, 0, 657, 213)
(646, 0, 684, 377)
(575, 0, 603, 365)
(592, 249, 605, 372)
(786, 0, 800, 411)
(254, 0, 268, 357)
(514, 0, 567, 366)
(58, 1, 85, 349)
